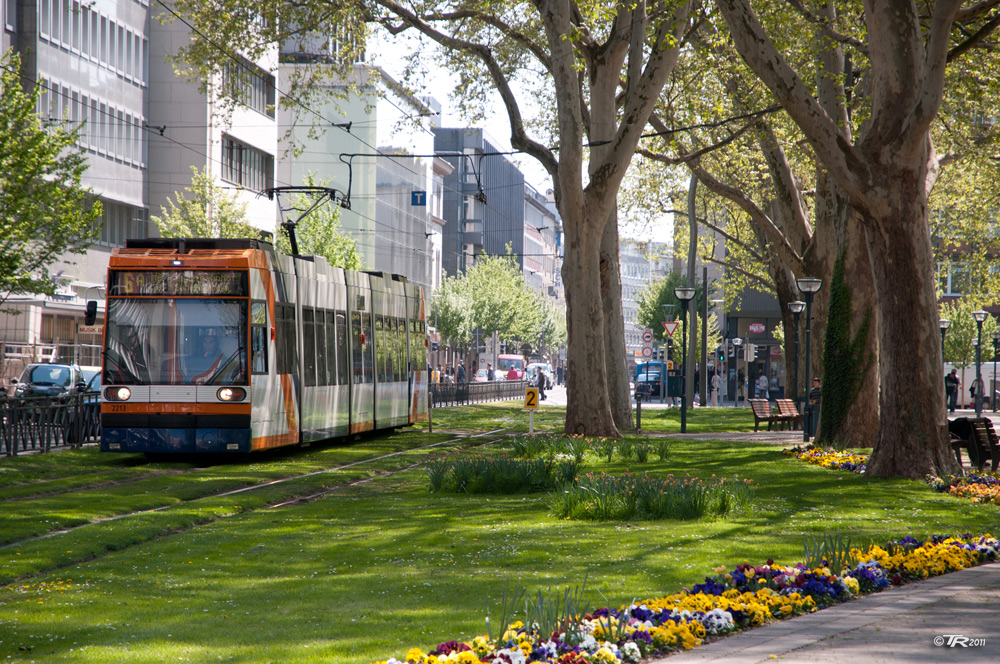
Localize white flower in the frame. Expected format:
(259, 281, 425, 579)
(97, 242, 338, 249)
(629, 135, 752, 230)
(493, 648, 526, 664)
(621, 642, 642, 663)
(700, 608, 735, 634)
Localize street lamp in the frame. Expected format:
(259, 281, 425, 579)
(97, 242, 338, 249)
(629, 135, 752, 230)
(788, 301, 806, 422)
(675, 286, 696, 432)
(993, 330, 1000, 413)
(797, 278, 823, 442)
(939, 318, 951, 361)
(732, 337, 744, 407)
(974, 310, 988, 417)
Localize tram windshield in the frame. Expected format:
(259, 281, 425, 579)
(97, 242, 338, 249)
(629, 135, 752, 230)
(104, 298, 248, 386)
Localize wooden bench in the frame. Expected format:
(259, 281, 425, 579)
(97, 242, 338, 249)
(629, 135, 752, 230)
(774, 399, 803, 430)
(749, 398, 789, 431)
(948, 417, 1000, 472)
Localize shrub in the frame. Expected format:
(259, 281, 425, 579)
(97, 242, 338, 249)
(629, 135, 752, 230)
(426, 456, 579, 494)
(551, 472, 755, 521)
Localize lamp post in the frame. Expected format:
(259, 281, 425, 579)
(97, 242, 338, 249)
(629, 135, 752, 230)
(993, 330, 1000, 413)
(675, 287, 696, 432)
(732, 337, 743, 407)
(974, 310, 988, 417)
(797, 278, 823, 442)
(788, 301, 805, 421)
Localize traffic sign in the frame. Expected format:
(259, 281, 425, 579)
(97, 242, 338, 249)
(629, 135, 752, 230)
(641, 328, 653, 343)
(667, 360, 674, 370)
(525, 388, 539, 410)
(641, 346, 653, 358)
(663, 321, 679, 337)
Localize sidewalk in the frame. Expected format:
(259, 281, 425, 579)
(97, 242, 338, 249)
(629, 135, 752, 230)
(650, 561, 1000, 663)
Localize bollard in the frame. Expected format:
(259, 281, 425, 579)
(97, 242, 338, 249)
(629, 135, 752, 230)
(636, 392, 642, 431)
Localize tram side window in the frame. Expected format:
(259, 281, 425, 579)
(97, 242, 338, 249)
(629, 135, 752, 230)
(362, 312, 374, 384)
(335, 311, 349, 385)
(375, 316, 385, 383)
(303, 307, 316, 387)
(314, 309, 328, 386)
(351, 311, 363, 384)
(417, 321, 427, 369)
(395, 318, 405, 381)
(251, 301, 267, 374)
(324, 310, 336, 386)
(275, 303, 296, 375)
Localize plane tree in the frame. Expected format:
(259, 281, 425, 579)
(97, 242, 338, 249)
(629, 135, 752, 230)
(168, 0, 697, 436)
(714, 0, 1000, 477)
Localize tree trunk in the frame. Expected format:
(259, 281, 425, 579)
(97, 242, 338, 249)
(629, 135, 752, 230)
(563, 204, 619, 437)
(602, 205, 634, 432)
(864, 180, 956, 478)
(833, 212, 879, 447)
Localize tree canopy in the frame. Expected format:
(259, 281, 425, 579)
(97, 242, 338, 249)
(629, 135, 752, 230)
(0, 49, 101, 308)
(433, 252, 547, 351)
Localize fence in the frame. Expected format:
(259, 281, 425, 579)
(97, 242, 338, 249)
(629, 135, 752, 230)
(1, 394, 101, 456)
(429, 379, 527, 407)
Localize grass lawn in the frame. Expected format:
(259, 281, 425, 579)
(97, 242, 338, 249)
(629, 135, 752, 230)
(1, 404, 998, 664)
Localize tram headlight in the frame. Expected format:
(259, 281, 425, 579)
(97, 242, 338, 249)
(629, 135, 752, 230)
(217, 387, 247, 402)
(105, 387, 131, 401)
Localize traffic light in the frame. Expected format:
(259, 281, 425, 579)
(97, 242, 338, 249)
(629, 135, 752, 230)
(717, 346, 724, 362)
(666, 338, 674, 360)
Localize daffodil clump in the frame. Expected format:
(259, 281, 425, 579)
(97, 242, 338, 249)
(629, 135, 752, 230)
(372, 535, 998, 664)
(930, 472, 1000, 505)
(783, 445, 868, 473)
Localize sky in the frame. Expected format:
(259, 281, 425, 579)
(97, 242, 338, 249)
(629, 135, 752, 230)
(369, 30, 674, 247)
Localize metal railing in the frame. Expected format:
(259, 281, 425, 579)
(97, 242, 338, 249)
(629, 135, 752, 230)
(428, 379, 526, 407)
(1, 394, 101, 456)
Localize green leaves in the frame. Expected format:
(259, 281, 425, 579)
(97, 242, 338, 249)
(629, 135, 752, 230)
(433, 252, 550, 348)
(151, 166, 257, 239)
(0, 49, 101, 305)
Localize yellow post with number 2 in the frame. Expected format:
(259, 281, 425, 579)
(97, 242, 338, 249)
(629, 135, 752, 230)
(525, 387, 539, 434)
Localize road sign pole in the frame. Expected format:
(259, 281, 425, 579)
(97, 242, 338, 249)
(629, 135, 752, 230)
(529, 410, 534, 435)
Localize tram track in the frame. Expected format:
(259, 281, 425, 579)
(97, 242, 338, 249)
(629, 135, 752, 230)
(0, 429, 509, 584)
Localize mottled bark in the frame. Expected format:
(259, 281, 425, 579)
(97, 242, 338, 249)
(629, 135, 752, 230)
(601, 206, 634, 432)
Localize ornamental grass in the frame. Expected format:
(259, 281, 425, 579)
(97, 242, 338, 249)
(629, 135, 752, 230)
(374, 534, 1000, 664)
(550, 472, 754, 522)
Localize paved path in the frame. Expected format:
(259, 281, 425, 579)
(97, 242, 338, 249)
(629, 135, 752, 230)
(651, 561, 1000, 663)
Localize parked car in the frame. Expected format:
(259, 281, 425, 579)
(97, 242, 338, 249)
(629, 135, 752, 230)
(634, 372, 662, 399)
(473, 369, 490, 383)
(11, 363, 92, 399)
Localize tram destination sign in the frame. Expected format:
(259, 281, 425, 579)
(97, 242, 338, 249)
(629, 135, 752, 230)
(109, 270, 248, 296)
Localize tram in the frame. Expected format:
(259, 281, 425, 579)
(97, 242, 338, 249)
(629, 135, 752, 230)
(97, 238, 428, 453)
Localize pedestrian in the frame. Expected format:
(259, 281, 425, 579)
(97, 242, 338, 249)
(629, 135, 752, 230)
(809, 377, 822, 405)
(557, 366, 564, 385)
(486, 362, 495, 381)
(757, 373, 769, 400)
(536, 368, 547, 400)
(506, 365, 518, 381)
(456, 361, 466, 384)
(737, 367, 745, 403)
(711, 371, 721, 407)
(945, 369, 958, 413)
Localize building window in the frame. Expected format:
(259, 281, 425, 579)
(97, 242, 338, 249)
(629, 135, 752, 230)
(221, 58, 276, 118)
(221, 135, 274, 192)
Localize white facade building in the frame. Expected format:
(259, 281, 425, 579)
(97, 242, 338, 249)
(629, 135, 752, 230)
(1, 1, 279, 384)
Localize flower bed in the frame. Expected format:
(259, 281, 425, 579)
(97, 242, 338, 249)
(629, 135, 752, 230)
(930, 472, 1000, 505)
(373, 534, 998, 664)
(783, 445, 868, 473)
